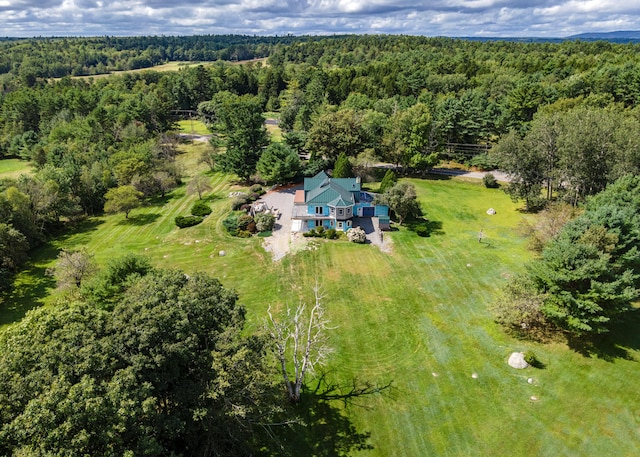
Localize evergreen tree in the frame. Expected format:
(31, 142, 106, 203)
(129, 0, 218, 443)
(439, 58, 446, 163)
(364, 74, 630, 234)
(332, 151, 353, 178)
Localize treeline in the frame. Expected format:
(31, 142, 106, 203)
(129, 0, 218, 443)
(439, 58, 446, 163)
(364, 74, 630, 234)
(0, 34, 338, 82)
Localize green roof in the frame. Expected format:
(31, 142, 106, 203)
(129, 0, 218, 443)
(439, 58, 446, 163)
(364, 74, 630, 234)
(304, 171, 359, 206)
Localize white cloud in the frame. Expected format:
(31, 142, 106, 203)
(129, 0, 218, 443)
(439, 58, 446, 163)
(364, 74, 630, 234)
(2, 0, 640, 36)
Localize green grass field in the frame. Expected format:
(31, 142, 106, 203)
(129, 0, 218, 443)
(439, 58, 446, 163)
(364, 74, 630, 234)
(2, 151, 639, 455)
(0, 158, 33, 179)
(175, 119, 211, 135)
(68, 58, 269, 81)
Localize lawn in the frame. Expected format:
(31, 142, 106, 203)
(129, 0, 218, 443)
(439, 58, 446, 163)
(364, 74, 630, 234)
(2, 158, 639, 455)
(0, 158, 33, 179)
(175, 119, 210, 135)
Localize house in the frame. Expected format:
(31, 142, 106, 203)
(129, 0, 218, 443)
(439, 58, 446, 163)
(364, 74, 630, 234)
(292, 171, 389, 231)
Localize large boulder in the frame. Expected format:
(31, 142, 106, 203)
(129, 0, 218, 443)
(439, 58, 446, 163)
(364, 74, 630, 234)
(508, 352, 529, 369)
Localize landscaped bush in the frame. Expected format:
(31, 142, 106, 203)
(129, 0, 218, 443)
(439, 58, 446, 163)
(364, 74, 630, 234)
(240, 204, 252, 212)
(347, 226, 366, 243)
(237, 214, 255, 231)
(175, 215, 203, 228)
(250, 184, 265, 195)
(303, 227, 324, 238)
(301, 226, 344, 240)
(324, 228, 337, 239)
(222, 213, 239, 235)
(231, 196, 248, 210)
(303, 227, 318, 237)
(483, 173, 500, 189)
(248, 192, 261, 201)
(255, 212, 276, 232)
(191, 200, 212, 217)
(236, 230, 252, 238)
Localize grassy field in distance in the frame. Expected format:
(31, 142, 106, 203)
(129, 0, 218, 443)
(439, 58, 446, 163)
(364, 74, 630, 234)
(68, 58, 269, 80)
(0, 158, 33, 179)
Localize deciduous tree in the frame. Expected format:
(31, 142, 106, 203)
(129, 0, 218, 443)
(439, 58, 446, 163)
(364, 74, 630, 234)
(186, 174, 212, 199)
(103, 185, 143, 218)
(48, 248, 98, 290)
(376, 182, 422, 225)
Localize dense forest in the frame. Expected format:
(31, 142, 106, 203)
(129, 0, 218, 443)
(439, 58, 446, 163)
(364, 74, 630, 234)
(2, 34, 640, 454)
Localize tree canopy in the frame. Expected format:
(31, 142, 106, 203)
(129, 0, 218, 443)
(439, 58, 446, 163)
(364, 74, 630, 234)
(495, 175, 640, 338)
(0, 268, 280, 456)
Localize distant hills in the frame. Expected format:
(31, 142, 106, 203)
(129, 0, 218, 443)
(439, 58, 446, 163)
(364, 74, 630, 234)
(566, 30, 640, 40)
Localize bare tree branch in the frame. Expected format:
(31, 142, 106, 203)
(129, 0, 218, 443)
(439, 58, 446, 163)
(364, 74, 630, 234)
(266, 282, 334, 402)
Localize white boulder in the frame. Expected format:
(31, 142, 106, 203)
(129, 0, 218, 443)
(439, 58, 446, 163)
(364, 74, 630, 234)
(508, 352, 529, 369)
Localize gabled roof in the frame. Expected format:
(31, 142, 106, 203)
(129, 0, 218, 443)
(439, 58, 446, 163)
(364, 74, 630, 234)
(304, 171, 359, 207)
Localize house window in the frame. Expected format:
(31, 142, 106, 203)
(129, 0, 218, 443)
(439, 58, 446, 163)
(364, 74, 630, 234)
(315, 206, 323, 215)
(338, 208, 344, 216)
(337, 221, 343, 229)
(315, 220, 323, 227)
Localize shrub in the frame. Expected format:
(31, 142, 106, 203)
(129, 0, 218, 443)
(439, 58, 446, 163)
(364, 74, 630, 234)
(255, 212, 276, 232)
(175, 215, 203, 228)
(191, 201, 212, 217)
(248, 192, 261, 202)
(303, 228, 322, 238)
(250, 184, 265, 195)
(468, 153, 500, 171)
(240, 204, 252, 212)
(347, 226, 366, 243)
(231, 196, 248, 210)
(316, 225, 325, 235)
(483, 173, 500, 189)
(222, 213, 239, 234)
(237, 214, 254, 231)
(236, 230, 252, 238)
(324, 228, 337, 239)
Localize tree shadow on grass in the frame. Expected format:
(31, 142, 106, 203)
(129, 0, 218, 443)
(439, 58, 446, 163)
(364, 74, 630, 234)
(0, 244, 59, 326)
(117, 213, 161, 226)
(266, 375, 393, 456)
(52, 218, 104, 243)
(566, 309, 640, 362)
(147, 193, 178, 207)
(424, 172, 454, 181)
(202, 193, 223, 203)
(406, 217, 444, 236)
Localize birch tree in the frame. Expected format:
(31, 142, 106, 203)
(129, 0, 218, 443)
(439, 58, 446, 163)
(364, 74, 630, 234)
(267, 283, 333, 403)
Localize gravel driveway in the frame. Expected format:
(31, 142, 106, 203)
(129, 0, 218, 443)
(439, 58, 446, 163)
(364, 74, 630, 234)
(259, 184, 305, 261)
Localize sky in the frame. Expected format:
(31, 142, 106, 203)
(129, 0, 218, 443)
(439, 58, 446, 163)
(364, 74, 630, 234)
(1, 0, 640, 38)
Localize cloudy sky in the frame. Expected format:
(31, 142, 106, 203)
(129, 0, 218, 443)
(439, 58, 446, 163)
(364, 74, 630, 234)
(1, 0, 640, 38)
